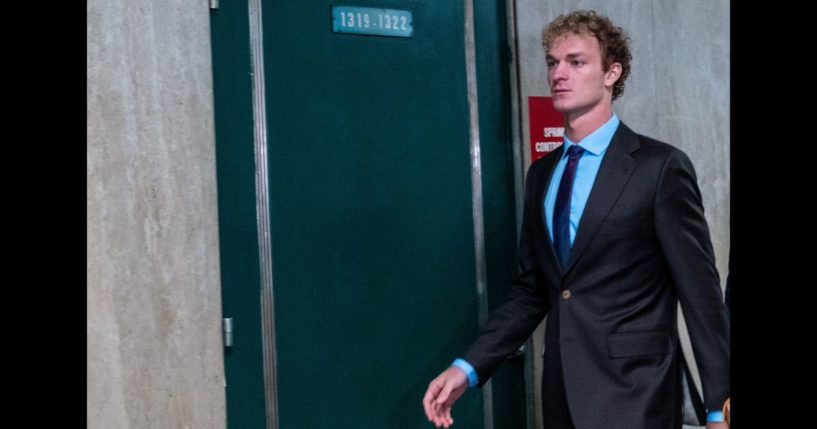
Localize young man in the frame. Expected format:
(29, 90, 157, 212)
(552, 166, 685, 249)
(422, 10, 729, 429)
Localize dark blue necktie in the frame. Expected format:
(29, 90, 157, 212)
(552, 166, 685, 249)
(553, 145, 585, 269)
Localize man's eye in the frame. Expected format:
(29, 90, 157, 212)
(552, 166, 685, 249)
(572, 60, 585, 67)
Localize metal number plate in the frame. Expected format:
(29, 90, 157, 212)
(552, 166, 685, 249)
(332, 6, 413, 38)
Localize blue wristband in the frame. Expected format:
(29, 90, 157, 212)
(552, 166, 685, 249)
(451, 358, 478, 387)
(707, 410, 724, 423)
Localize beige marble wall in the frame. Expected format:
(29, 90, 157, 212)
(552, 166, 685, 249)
(87, 1, 226, 427)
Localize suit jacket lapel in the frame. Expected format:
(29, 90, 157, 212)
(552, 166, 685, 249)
(562, 122, 640, 277)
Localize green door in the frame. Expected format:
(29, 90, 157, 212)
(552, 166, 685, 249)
(211, 1, 525, 428)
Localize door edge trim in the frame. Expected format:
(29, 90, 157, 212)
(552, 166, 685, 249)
(464, 1, 494, 428)
(504, 2, 538, 427)
(248, 1, 280, 428)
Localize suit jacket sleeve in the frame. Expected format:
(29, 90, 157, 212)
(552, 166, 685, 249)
(462, 161, 552, 387)
(654, 149, 730, 411)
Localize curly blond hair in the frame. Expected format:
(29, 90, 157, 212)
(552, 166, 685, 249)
(542, 10, 632, 100)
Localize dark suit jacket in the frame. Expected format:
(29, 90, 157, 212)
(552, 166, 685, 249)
(462, 122, 729, 428)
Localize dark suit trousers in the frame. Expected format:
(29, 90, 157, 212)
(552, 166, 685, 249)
(541, 314, 575, 429)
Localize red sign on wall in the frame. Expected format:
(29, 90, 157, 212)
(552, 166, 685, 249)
(528, 96, 565, 162)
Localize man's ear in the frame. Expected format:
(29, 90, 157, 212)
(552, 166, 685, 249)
(605, 63, 622, 87)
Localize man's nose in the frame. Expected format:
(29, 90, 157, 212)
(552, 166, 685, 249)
(549, 63, 567, 81)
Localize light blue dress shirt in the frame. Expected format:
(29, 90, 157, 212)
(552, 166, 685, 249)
(543, 114, 618, 245)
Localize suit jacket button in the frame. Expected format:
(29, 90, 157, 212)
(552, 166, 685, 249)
(561, 290, 571, 300)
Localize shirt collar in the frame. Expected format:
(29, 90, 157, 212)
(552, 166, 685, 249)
(561, 114, 620, 158)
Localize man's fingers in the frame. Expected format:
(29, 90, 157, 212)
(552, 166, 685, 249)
(435, 384, 452, 408)
(422, 388, 434, 419)
(423, 380, 443, 422)
(424, 367, 467, 427)
(434, 404, 453, 428)
(432, 390, 454, 428)
(431, 409, 450, 428)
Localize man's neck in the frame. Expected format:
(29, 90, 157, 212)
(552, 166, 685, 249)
(563, 104, 613, 143)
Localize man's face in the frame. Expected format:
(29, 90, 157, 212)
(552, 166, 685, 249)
(546, 32, 617, 117)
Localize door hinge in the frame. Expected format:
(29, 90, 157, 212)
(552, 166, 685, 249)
(209, 0, 218, 10)
(223, 317, 233, 347)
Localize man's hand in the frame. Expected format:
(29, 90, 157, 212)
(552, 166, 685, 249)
(422, 366, 469, 428)
(706, 422, 729, 429)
